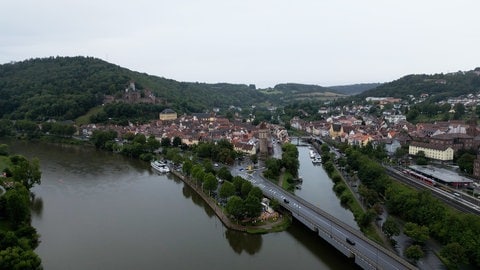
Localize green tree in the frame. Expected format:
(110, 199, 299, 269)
(0, 246, 42, 270)
(440, 242, 468, 269)
(0, 144, 9, 156)
(5, 185, 31, 226)
(0, 120, 13, 137)
(457, 152, 475, 174)
(323, 161, 335, 175)
(382, 217, 400, 239)
(320, 144, 330, 153)
(172, 136, 182, 147)
(240, 181, 253, 198)
(0, 231, 18, 250)
(146, 135, 160, 152)
(264, 158, 281, 179)
(182, 159, 193, 176)
(358, 209, 376, 228)
(248, 186, 263, 200)
(232, 176, 244, 192)
(404, 222, 429, 244)
(10, 155, 41, 190)
(90, 130, 117, 149)
(453, 103, 466, 120)
(203, 173, 218, 195)
(203, 160, 216, 175)
(404, 244, 424, 262)
(14, 225, 40, 249)
(219, 181, 235, 198)
(226, 196, 244, 220)
(244, 194, 262, 218)
(191, 165, 205, 185)
(133, 133, 146, 145)
(415, 151, 428, 165)
(160, 137, 171, 148)
(217, 166, 233, 182)
(123, 132, 135, 141)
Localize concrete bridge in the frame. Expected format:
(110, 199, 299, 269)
(246, 174, 417, 270)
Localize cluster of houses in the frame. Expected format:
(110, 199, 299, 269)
(291, 104, 480, 179)
(82, 85, 480, 181)
(81, 109, 290, 158)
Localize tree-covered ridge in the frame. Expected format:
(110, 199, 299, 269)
(328, 83, 382, 95)
(0, 56, 267, 121)
(261, 83, 346, 104)
(0, 145, 43, 269)
(357, 69, 480, 101)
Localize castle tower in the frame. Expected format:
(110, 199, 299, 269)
(258, 122, 269, 159)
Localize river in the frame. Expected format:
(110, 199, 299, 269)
(3, 140, 358, 270)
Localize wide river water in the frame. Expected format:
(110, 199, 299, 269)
(4, 140, 359, 270)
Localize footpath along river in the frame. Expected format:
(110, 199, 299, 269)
(4, 139, 359, 270)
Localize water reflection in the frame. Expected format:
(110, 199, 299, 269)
(225, 230, 262, 255)
(30, 194, 43, 217)
(181, 184, 215, 218)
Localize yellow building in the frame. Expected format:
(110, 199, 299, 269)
(408, 141, 454, 161)
(159, 109, 177, 121)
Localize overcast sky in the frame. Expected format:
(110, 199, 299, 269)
(1, 0, 479, 88)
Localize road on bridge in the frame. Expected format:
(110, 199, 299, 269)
(232, 166, 416, 270)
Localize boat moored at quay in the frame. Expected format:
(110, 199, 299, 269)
(151, 160, 170, 173)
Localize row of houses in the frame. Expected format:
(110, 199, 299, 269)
(81, 109, 289, 157)
(291, 113, 480, 175)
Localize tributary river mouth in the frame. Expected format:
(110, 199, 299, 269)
(4, 139, 359, 270)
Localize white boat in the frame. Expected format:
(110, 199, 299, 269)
(151, 160, 170, 173)
(309, 150, 316, 158)
(312, 155, 322, 164)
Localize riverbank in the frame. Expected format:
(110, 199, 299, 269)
(169, 169, 290, 234)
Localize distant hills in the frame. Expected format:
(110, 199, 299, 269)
(0, 57, 266, 121)
(259, 83, 347, 104)
(1, 56, 478, 123)
(357, 69, 480, 102)
(0, 57, 347, 121)
(328, 83, 382, 95)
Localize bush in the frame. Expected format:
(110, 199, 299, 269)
(139, 153, 154, 161)
(334, 183, 346, 194)
(340, 193, 352, 204)
(331, 172, 342, 183)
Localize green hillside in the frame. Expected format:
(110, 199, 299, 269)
(260, 83, 346, 104)
(328, 83, 382, 95)
(0, 56, 266, 121)
(357, 69, 480, 102)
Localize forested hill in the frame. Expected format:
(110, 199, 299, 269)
(356, 69, 480, 102)
(260, 83, 346, 104)
(0, 56, 266, 121)
(328, 83, 382, 95)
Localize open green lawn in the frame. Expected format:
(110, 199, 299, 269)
(75, 105, 104, 125)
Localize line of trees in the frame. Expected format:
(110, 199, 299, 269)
(0, 145, 43, 269)
(263, 142, 299, 183)
(340, 142, 480, 267)
(181, 159, 264, 221)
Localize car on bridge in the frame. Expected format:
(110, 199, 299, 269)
(346, 238, 355, 245)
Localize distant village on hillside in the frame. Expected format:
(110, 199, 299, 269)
(78, 87, 480, 183)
